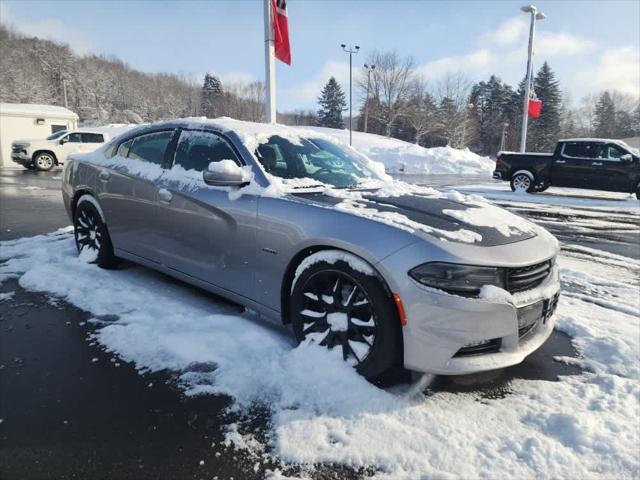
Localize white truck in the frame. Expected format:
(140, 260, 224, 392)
(11, 129, 110, 171)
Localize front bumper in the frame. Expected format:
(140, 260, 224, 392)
(401, 270, 560, 375)
(11, 152, 31, 166)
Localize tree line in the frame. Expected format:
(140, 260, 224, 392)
(1, 24, 638, 155)
(316, 50, 640, 154)
(0, 24, 266, 125)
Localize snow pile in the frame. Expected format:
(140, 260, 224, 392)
(1, 228, 638, 478)
(302, 126, 495, 176)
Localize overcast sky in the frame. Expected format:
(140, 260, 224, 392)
(2, 0, 639, 111)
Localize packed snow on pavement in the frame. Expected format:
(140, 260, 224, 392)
(1, 206, 638, 478)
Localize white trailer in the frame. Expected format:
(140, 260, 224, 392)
(0, 103, 79, 168)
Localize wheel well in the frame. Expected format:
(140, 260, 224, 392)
(280, 246, 393, 325)
(71, 189, 94, 218)
(511, 169, 535, 181)
(32, 150, 58, 164)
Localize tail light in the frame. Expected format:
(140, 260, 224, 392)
(495, 154, 502, 168)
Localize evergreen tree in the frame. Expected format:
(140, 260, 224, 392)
(593, 91, 617, 138)
(527, 62, 562, 152)
(201, 73, 223, 118)
(317, 77, 347, 129)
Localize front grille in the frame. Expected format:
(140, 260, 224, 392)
(506, 260, 553, 293)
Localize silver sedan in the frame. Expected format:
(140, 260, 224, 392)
(62, 118, 560, 380)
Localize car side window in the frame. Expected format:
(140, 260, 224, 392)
(128, 131, 174, 166)
(605, 145, 625, 160)
(81, 133, 104, 143)
(66, 133, 82, 143)
(173, 130, 240, 172)
(117, 139, 133, 157)
(562, 142, 598, 159)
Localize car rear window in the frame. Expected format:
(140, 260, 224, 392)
(562, 142, 599, 159)
(128, 131, 174, 165)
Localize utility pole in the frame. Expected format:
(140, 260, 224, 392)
(519, 4, 545, 152)
(341, 44, 359, 145)
(264, 0, 276, 123)
(363, 64, 375, 133)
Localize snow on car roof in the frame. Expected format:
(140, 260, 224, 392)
(0, 103, 79, 119)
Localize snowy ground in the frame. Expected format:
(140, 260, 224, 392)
(1, 193, 638, 478)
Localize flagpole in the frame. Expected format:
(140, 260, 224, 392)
(264, 0, 276, 123)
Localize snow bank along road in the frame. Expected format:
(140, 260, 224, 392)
(1, 169, 639, 479)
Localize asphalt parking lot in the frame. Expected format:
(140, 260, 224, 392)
(1, 167, 637, 479)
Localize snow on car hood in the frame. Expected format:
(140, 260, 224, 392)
(292, 184, 540, 246)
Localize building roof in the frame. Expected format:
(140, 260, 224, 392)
(0, 103, 79, 120)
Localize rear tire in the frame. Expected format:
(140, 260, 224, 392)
(290, 252, 402, 381)
(510, 172, 535, 193)
(73, 196, 119, 268)
(34, 152, 55, 171)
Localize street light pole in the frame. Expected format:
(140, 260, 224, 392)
(341, 44, 359, 145)
(519, 4, 545, 153)
(363, 64, 375, 133)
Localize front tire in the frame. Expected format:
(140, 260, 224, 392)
(73, 196, 119, 268)
(34, 152, 55, 171)
(510, 172, 534, 193)
(290, 252, 402, 380)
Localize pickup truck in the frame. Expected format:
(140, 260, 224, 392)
(11, 129, 109, 171)
(493, 139, 640, 199)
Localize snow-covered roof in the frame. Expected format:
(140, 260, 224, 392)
(0, 103, 79, 120)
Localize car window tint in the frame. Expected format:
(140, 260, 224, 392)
(66, 133, 82, 143)
(117, 139, 133, 157)
(563, 142, 598, 159)
(81, 133, 104, 143)
(606, 145, 625, 159)
(128, 131, 173, 165)
(173, 131, 239, 172)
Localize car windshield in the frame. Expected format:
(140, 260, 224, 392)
(46, 131, 67, 140)
(255, 135, 380, 188)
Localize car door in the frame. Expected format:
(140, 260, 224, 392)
(592, 144, 635, 192)
(552, 142, 599, 188)
(59, 132, 85, 157)
(98, 129, 176, 263)
(154, 129, 258, 300)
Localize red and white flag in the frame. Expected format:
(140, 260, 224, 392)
(272, 0, 291, 65)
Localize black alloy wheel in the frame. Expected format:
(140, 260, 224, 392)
(73, 198, 119, 268)
(290, 256, 402, 380)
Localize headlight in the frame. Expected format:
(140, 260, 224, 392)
(409, 262, 505, 296)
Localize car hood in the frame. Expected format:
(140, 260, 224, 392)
(12, 138, 54, 145)
(291, 190, 538, 247)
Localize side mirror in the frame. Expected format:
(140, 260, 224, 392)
(59, 137, 68, 145)
(202, 161, 251, 187)
(620, 153, 632, 163)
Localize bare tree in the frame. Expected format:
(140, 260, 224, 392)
(433, 73, 475, 148)
(358, 51, 416, 137)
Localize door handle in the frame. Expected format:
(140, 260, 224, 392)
(592, 162, 603, 166)
(555, 160, 566, 164)
(98, 170, 110, 181)
(158, 188, 173, 203)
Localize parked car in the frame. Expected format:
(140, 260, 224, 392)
(493, 138, 640, 198)
(62, 119, 560, 380)
(11, 129, 109, 171)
